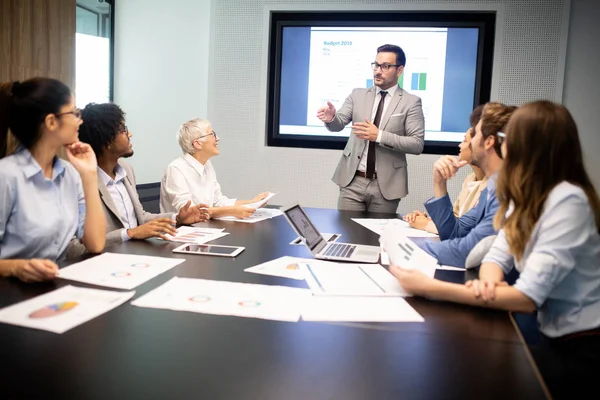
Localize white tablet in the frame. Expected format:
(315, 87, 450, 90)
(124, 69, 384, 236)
(172, 243, 245, 257)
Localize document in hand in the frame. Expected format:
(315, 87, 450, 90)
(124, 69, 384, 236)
(217, 208, 283, 223)
(243, 192, 278, 209)
(379, 224, 438, 278)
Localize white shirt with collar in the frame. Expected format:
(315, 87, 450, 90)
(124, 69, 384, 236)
(357, 84, 399, 173)
(160, 153, 236, 213)
(98, 165, 138, 242)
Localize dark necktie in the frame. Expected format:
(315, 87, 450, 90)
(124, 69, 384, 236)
(366, 91, 387, 179)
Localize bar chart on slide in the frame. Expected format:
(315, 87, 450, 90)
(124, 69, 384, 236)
(305, 28, 447, 131)
(411, 72, 427, 91)
(366, 73, 405, 89)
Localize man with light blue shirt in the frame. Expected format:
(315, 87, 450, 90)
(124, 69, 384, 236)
(416, 103, 516, 267)
(67, 103, 209, 258)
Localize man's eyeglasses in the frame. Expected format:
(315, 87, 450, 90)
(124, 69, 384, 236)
(371, 62, 401, 72)
(55, 109, 82, 119)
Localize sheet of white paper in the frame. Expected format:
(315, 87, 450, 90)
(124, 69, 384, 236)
(302, 296, 424, 322)
(244, 256, 313, 280)
(57, 253, 184, 290)
(164, 226, 229, 244)
(132, 277, 311, 322)
(0, 285, 135, 334)
(380, 225, 438, 278)
(289, 233, 340, 245)
(352, 218, 439, 238)
(300, 261, 408, 296)
(217, 208, 283, 223)
(243, 192, 278, 209)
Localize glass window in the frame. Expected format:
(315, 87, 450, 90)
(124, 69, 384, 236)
(75, 1, 114, 108)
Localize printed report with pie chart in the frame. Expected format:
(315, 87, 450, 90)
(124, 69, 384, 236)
(57, 253, 185, 290)
(0, 285, 134, 334)
(132, 277, 311, 322)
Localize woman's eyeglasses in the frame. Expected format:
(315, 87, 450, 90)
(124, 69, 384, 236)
(55, 109, 82, 119)
(197, 131, 217, 140)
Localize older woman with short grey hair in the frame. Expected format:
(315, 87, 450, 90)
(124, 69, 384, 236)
(160, 118, 268, 219)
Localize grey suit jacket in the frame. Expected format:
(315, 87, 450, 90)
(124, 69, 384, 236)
(328, 85, 425, 200)
(66, 160, 172, 259)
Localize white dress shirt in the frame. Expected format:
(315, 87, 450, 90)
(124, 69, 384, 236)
(160, 153, 236, 213)
(98, 165, 138, 241)
(482, 181, 600, 338)
(357, 84, 398, 173)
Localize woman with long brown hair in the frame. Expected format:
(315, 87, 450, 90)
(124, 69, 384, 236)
(390, 100, 600, 390)
(0, 78, 106, 282)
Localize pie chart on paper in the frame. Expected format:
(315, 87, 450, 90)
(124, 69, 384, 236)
(28, 301, 79, 319)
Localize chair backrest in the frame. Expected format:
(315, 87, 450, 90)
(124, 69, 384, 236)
(136, 182, 161, 214)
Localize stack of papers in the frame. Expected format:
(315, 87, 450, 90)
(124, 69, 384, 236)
(164, 227, 229, 244)
(57, 253, 184, 290)
(132, 277, 311, 322)
(299, 262, 409, 296)
(245, 257, 424, 322)
(0, 285, 134, 334)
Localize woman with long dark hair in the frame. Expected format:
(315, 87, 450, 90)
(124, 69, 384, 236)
(0, 78, 106, 282)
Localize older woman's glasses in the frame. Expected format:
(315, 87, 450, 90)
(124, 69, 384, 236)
(197, 131, 217, 140)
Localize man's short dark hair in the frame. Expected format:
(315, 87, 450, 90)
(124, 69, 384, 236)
(377, 44, 406, 67)
(79, 103, 126, 158)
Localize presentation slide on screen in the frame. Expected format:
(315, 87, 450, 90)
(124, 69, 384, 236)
(278, 27, 479, 143)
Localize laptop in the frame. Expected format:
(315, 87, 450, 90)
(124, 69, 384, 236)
(281, 203, 380, 263)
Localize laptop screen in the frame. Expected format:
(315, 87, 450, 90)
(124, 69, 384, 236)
(284, 205, 323, 250)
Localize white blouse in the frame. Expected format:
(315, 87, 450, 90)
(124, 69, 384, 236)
(160, 154, 236, 213)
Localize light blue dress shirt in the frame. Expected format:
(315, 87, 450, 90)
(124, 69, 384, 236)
(482, 182, 600, 337)
(0, 149, 85, 261)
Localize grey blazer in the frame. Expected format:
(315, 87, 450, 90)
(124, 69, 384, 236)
(66, 160, 172, 259)
(328, 85, 425, 200)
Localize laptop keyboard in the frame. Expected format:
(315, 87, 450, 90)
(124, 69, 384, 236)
(323, 243, 356, 258)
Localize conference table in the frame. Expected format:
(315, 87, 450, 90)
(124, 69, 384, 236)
(0, 208, 549, 400)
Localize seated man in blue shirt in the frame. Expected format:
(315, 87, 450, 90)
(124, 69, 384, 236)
(416, 102, 516, 267)
(67, 103, 209, 258)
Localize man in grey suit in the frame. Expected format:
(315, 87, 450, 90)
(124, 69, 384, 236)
(317, 44, 425, 213)
(67, 103, 209, 258)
